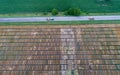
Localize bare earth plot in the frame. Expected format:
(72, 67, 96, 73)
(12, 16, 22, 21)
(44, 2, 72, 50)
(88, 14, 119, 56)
(0, 24, 119, 75)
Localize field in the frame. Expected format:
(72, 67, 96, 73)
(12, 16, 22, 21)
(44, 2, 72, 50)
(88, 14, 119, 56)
(0, 0, 120, 14)
(0, 24, 119, 75)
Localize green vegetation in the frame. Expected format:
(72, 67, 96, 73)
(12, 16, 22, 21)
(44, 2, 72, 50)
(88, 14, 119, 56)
(0, 0, 120, 14)
(1, 12, 120, 18)
(0, 12, 65, 18)
(0, 20, 120, 26)
(65, 8, 81, 16)
(43, 12, 48, 15)
(51, 8, 58, 16)
(105, 0, 111, 2)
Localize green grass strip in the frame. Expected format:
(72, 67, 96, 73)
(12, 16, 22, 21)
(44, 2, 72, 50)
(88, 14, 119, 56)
(0, 20, 120, 26)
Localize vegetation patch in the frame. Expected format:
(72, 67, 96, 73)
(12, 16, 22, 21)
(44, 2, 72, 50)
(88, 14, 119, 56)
(0, 20, 120, 26)
(0, 0, 119, 14)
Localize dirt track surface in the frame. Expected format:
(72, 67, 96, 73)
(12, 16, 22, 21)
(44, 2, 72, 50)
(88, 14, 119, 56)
(0, 24, 120, 75)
